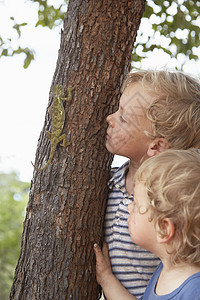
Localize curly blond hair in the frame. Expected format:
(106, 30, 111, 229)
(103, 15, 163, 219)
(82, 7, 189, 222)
(134, 149, 200, 266)
(122, 70, 200, 149)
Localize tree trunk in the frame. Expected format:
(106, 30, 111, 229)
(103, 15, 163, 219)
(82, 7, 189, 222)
(10, 0, 145, 299)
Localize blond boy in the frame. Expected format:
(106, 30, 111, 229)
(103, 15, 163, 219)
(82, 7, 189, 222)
(104, 70, 200, 297)
(95, 149, 200, 299)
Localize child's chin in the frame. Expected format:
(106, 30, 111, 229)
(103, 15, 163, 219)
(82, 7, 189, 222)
(105, 142, 113, 152)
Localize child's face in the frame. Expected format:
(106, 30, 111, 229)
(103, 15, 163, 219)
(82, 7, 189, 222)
(106, 82, 154, 162)
(127, 182, 157, 252)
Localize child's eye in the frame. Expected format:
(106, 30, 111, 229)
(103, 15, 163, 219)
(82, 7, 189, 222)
(120, 115, 126, 123)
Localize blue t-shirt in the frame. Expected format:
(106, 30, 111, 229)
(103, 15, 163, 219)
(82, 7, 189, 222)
(140, 263, 200, 299)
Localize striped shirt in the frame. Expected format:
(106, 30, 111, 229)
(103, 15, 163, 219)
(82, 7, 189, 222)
(104, 161, 160, 298)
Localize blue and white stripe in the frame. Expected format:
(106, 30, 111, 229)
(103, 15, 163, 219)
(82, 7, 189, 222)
(104, 161, 160, 298)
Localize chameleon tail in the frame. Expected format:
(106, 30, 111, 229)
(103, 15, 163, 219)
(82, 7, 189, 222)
(31, 144, 56, 171)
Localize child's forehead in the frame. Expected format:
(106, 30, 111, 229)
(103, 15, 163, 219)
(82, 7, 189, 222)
(120, 82, 154, 110)
(134, 181, 148, 204)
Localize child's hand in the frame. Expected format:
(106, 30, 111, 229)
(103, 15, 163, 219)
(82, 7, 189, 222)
(94, 242, 137, 300)
(94, 242, 112, 286)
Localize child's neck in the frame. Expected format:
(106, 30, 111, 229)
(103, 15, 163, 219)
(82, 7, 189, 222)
(125, 160, 140, 195)
(156, 261, 200, 296)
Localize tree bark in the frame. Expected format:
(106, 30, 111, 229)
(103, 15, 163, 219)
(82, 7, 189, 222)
(10, 0, 145, 299)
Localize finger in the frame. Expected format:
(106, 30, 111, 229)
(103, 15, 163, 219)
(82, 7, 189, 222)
(102, 242, 109, 256)
(102, 242, 111, 265)
(94, 243, 101, 253)
(94, 243, 104, 262)
(94, 244, 106, 285)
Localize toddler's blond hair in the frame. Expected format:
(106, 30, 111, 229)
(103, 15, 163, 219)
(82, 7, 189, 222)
(134, 149, 200, 265)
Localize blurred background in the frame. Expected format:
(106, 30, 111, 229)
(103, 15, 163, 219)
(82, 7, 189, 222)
(0, 0, 199, 298)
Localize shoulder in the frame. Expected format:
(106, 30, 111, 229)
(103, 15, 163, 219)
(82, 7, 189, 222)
(110, 160, 130, 178)
(110, 166, 119, 178)
(108, 160, 130, 189)
(163, 272, 200, 300)
(180, 272, 200, 298)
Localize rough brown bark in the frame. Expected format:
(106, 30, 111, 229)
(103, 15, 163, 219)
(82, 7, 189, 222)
(10, 0, 145, 299)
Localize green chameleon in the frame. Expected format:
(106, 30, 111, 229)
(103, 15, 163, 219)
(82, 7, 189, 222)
(32, 85, 73, 171)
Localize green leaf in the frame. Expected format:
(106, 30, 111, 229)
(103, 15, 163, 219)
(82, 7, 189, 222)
(23, 51, 35, 69)
(1, 48, 8, 56)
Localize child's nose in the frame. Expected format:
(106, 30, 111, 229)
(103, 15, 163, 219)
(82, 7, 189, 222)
(127, 202, 134, 213)
(106, 114, 114, 127)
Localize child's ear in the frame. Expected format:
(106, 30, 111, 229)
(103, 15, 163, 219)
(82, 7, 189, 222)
(157, 218, 175, 244)
(147, 137, 170, 157)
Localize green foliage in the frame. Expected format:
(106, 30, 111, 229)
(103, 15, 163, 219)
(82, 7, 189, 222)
(0, 172, 29, 300)
(0, 17, 35, 68)
(31, 0, 67, 29)
(132, 0, 200, 68)
(0, 0, 199, 69)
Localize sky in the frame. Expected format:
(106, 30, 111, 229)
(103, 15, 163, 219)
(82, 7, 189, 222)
(0, 0, 200, 182)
